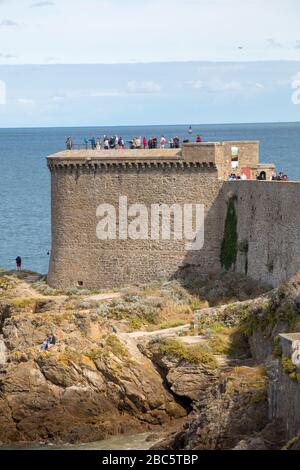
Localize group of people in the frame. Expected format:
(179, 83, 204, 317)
(257, 171, 289, 181)
(66, 134, 203, 151)
(228, 171, 289, 181)
(40, 333, 56, 352)
(228, 174, 246, 181)
(270, 171, 289, 181)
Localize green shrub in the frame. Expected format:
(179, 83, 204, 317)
(157, 320, 186, 330)
(160, 339, 217, 368)
(208, 325, 250, 358)
(282, 356, 300, 383)
(220, 198, 238, 271)
(105, 335, 131, 360)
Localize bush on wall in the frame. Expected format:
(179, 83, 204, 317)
(220, 198, 238, 271)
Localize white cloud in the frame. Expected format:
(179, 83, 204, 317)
(127, 80, 161, 94)
(18, 98, 35, 105)
(0, 80, 6, 105)
(292, 71, 300, 89)
(31, 1, 55, 7)
(0, 0, 299, 63)
(50, 95, 65, 102)
(185, 80, 203, 90)
(0, 19, 19, 28)
(89, 90, 126, 97)
(75, 80, 162, 98)
(266, 38, 284, 49)
(208, 79, 242, 92)
(88, 81, 162, 97)
(0, 53, 16, 59)
(255, 82, 265, 89)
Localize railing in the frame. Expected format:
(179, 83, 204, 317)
(66, 143, 183, 151)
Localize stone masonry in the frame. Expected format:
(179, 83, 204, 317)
(47, 142, 300, 289)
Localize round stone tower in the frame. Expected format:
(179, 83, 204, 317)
(47, 148, 224, 289)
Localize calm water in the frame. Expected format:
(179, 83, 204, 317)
(0, 431, 160, 451)
(0, 123, 299, 274)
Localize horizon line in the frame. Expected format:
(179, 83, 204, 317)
(2, 59, 300, 67)
(0, 120, 300, 130)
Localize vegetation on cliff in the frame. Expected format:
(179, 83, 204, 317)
(1, 267, 291, 449)
(220, 198, 238, 271)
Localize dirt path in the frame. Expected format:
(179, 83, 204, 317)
(117, 324, 207, 362)
(84, 292, 122, 302)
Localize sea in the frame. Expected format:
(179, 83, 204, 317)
(0, 122, 299, 275)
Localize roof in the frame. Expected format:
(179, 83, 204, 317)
(47, 148, 182, 162)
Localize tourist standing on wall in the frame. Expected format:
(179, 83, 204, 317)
(66, 137, 72, 150)
(174, 136, 180, 148)
(160, 136, 166, 149)
(196, 134, 202, 143)
(90, 137, 96, 150)
(143, 137, 147, 149)
(135, 137, 142, 149)
(104, 136, 109, 150)
(169, 137, 174, 148)
(119, 137, 125, 149)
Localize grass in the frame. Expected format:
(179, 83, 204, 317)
(97, 293, 194, 332)
(10, 298, 37, 309)
(225, 366, 267, 398)
(180, 271, 271, 307)
(238, 294, 299, 347)
(155, 320, 186, 330)
(105, 334, 132, 360)
(208, 324, 250, 359)
(159, 338, 217, 368)
(283, 304, 297, 330)
(36, 346, 103, 368)
(282, 356, 300, 383)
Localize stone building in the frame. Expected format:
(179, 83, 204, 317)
(47, 142, 299, 290)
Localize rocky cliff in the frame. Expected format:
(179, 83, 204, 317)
(1, 268, 287, 448)
(153, 273, 300, 450)
(0, 271, 192, 444)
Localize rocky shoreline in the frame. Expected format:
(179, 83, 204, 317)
(1, 268, 299, 449)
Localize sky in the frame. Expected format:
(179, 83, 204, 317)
(0, 0, 300, 126)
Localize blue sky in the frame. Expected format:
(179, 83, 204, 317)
(0, 0, 300, 126)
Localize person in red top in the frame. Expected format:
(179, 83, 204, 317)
(160, 136, 166, 149)
(196, 134, 202, 143)
(143, 137, 147, 149)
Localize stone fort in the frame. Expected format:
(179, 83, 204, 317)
(47, 142, 300, 289)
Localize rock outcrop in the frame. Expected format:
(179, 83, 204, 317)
(2, 269, 296, 449)
(0, 274, 190, 444)
(153, 273, 300, 450)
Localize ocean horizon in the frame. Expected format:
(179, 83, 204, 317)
(0, 121, 299, 274)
